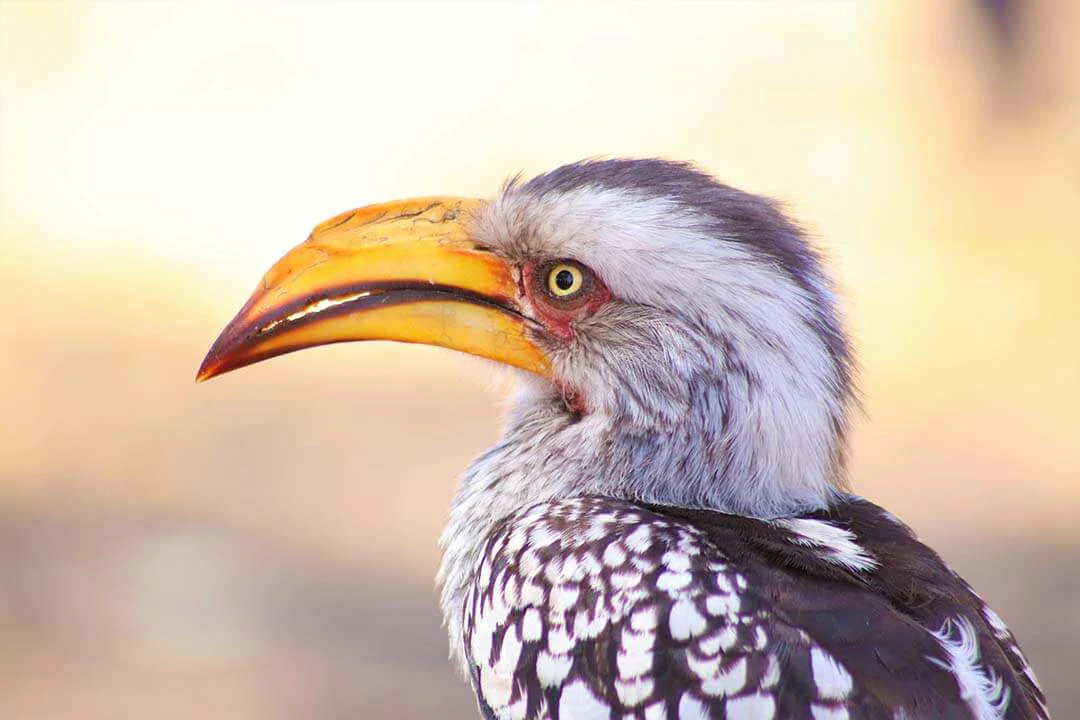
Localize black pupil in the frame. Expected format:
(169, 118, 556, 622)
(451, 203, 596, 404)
(554, 269, 576, 291)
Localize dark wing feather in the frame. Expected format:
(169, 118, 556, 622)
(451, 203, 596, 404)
(463, 496, 1048, 719)
(649, 497, 1049, 719)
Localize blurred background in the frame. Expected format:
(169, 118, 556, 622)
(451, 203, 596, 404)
(1, 1, 1077, 717)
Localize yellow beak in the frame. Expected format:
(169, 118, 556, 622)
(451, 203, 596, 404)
(196, 197, 552, 382)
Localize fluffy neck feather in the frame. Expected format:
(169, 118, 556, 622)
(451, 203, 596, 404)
(440, 329, 848, 669)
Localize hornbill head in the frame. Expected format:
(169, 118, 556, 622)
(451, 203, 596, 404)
(198, 159, 853, 518)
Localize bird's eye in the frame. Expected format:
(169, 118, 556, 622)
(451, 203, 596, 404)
(545, 263, 586, 299)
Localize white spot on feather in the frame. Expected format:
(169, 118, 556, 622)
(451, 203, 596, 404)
(699, 626, 737, 654)
(529, 524, 560, 549)
(644, 700, 667, 720)
(929, 616, 1010, 719)
(603, 543, 627, 567)
(811, 705, 849, 720)
(677, 693, 709, 720)
(521, 580, 544, 606)
(536, 650, 573, 687)
(726, 692, 776, 719)
(657, 571, 693, 593)
(478, 559, 493, 588)
(615, 675, 655, 707)
(521, 549, 542, 576)
(762, 653, 781, 688)
(504, 694, 528, 720)
(559, 681, 610, 720)
(669, 599, 707, 640)
(573, 609, 607, 639)
(495, 626, 522, 673)
(754, 625, 768, 650)
(562, 554, 580, 579)
(700, 657, 747, 697)
(551, 583, 581, 611)
(715, 572, 734, 594)
(617, 647, 653, 680)
(579, 551, 602, 576)
(630, 606, 658, 632)
(662, 550, 692, 572)
(611, 569, 643, 590)
(506, 527, 528, 552)
(479, 664, 513, 708)
(503, 574, 520, 606)
(624, 525, 653, 552)
(470, 622, 492, 667)
(544, 556, 565, 584)
(777, 518, 878, 572)
(810, 647, 853, 700)
(705, 593, 740, 616)
(547, 625, 573, 655)
(620, 627, 657, 654)
(522, 608, 543, 642)
(982, 605, 1011, 640)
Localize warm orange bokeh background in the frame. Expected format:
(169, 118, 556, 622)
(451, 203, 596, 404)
(1, 1, 1077, 717)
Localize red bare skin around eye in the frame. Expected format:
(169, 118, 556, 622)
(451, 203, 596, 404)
(520, 262, 612, 340)
(520, 262, 612, 416)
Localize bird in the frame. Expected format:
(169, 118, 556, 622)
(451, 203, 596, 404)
(197, 159, 1049, 719)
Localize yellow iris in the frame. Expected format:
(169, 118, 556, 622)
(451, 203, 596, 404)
(546, 263, 585, 298)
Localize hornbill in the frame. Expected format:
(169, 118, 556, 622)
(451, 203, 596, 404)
(198, 159, 1049, 719)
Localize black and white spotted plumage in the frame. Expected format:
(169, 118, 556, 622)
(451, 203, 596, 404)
(462, 496, 1048, 720)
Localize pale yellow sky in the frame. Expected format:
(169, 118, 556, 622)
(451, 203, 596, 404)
(2, 1, 892, 283)
(1, 0, 1077, 539)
